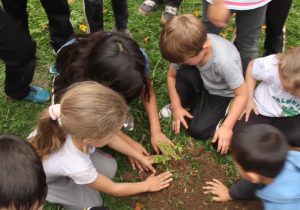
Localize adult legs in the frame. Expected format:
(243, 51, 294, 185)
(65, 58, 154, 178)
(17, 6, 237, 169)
(111, 0, 128, 30)
(234, 5, 267, 72)
(84, 0, 103, 33)
(264, 0, 292, 55)
(1, 0, 30, 36)
(39, 0, 74, 51)
(166, 0, 181, 7)
(176, 65, 231, 139)
(0, 9, 36, 99)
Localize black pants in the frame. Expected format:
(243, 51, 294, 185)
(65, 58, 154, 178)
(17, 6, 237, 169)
(84, 0, 128, 32)
(176, 65, 231, 139)
(234, 112, 300, 147)
(264, 0, 292, 55)
(0, 9, 35, 99)
(2, 0, 73, 52)
(151, 0, 181, 7)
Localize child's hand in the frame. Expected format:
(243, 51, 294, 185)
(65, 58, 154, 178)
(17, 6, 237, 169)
(243, 99, 259, 122)
(212, 126, 232, 155)
(135, 155, 156, 173)
(151, 131, 175, 155)
(128, 156, 150, 172)
(172, 107, 193, 134)
(203, 179, 232, 202)
(145, 171, 173, 192)
(208, 1, 231, 27)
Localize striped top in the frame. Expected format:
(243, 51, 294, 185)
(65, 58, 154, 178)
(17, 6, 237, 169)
(206, 0, 271, 10)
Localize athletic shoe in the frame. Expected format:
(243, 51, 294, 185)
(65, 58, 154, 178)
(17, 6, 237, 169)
(138, 0, 158, 15)
(49, 64, 58, 75)
(161, 5, 178, 24)
(123, 112, 134, 131)
(159, 104, 172, 118)
(23, 86, 50, 103)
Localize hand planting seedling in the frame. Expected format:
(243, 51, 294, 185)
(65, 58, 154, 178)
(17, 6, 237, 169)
(153, 142, 183, 164)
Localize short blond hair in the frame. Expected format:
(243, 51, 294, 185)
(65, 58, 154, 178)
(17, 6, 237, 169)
(159, 14, 207, 63)
(277, 47, 300, 93)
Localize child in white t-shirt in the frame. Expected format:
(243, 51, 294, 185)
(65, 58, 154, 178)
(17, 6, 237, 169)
(29, 82, 173, 210)
(235, 47, 300, 146)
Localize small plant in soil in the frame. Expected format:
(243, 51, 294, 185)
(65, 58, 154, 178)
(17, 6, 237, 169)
(153, 142, 183, 164)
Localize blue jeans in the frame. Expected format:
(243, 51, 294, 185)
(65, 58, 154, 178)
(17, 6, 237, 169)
(201, 0, 267, 72)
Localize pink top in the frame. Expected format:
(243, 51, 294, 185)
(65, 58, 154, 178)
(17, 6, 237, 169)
(206, 0, 271, 10)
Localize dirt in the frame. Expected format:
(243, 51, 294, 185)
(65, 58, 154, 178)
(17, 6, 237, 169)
(120, 146, 262, 210)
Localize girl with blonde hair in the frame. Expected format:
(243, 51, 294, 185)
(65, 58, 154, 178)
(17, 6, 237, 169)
(236, 46, 300, 146)
(30, 81, 172, 210)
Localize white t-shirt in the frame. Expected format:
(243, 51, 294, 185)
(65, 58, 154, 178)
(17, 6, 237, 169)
(206, 0, 271, 10)
(253, 55, 300, 117)
(43, 135, 98, 185)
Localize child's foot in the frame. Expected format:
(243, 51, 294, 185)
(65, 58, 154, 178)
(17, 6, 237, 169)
(138, 0, 158, 15)
(23, 86, 50, 103)
(161, 5, 178, 24)
(159, 104, 172, 118)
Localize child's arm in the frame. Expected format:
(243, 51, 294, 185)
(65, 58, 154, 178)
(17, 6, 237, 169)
(88, 171, 173, 196)
(118, 131, 151, 171)
(167, 66, 193, 134)
(212, 81, 248, 154)
(207, 0, 231, 27)
(244, 60, 259, 121)
(108, 132, 156, 173)
(141, 82, 175, 154)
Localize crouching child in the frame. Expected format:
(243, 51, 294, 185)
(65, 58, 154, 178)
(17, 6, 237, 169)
(203, 124, 300, 210)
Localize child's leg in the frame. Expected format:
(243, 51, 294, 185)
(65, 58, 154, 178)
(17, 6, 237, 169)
(47, 177, 103, 210)
(46, 151, 117, 210)
(273, 115, 300, 147)
(233, 112, 273, 133)
(111, 0, 128, 30)
(0, 10, 35, 99)
(39, 0, 74, 51)
(91, 149, 118, 179)
(264, 0, 292, 55)
(234, 5, 267, 72)
(84, 0, 104, 33)
(175, 65, 231, 139)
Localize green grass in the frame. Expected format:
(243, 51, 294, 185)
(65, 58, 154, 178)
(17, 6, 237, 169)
(0, 0, 299, 209)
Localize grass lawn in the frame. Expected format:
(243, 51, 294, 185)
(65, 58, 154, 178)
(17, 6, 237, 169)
(0, 0, 299, 209)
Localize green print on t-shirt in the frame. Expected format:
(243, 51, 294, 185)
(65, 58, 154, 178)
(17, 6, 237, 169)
(273, 96, 300, 117)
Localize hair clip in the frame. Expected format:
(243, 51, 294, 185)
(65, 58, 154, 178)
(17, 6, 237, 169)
(48, 104, 61, 120)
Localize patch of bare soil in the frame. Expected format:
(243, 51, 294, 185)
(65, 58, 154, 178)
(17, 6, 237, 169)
(121, 146, 262, 210)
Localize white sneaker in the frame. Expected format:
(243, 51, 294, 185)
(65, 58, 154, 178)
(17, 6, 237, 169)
(159, 104, 172, 118)
(123, 112, 134, 131)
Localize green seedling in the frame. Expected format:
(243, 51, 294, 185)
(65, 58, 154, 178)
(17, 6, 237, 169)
(153, 142, 183, 164)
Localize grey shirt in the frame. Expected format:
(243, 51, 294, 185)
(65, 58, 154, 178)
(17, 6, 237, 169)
(174, 34, 244, 97)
